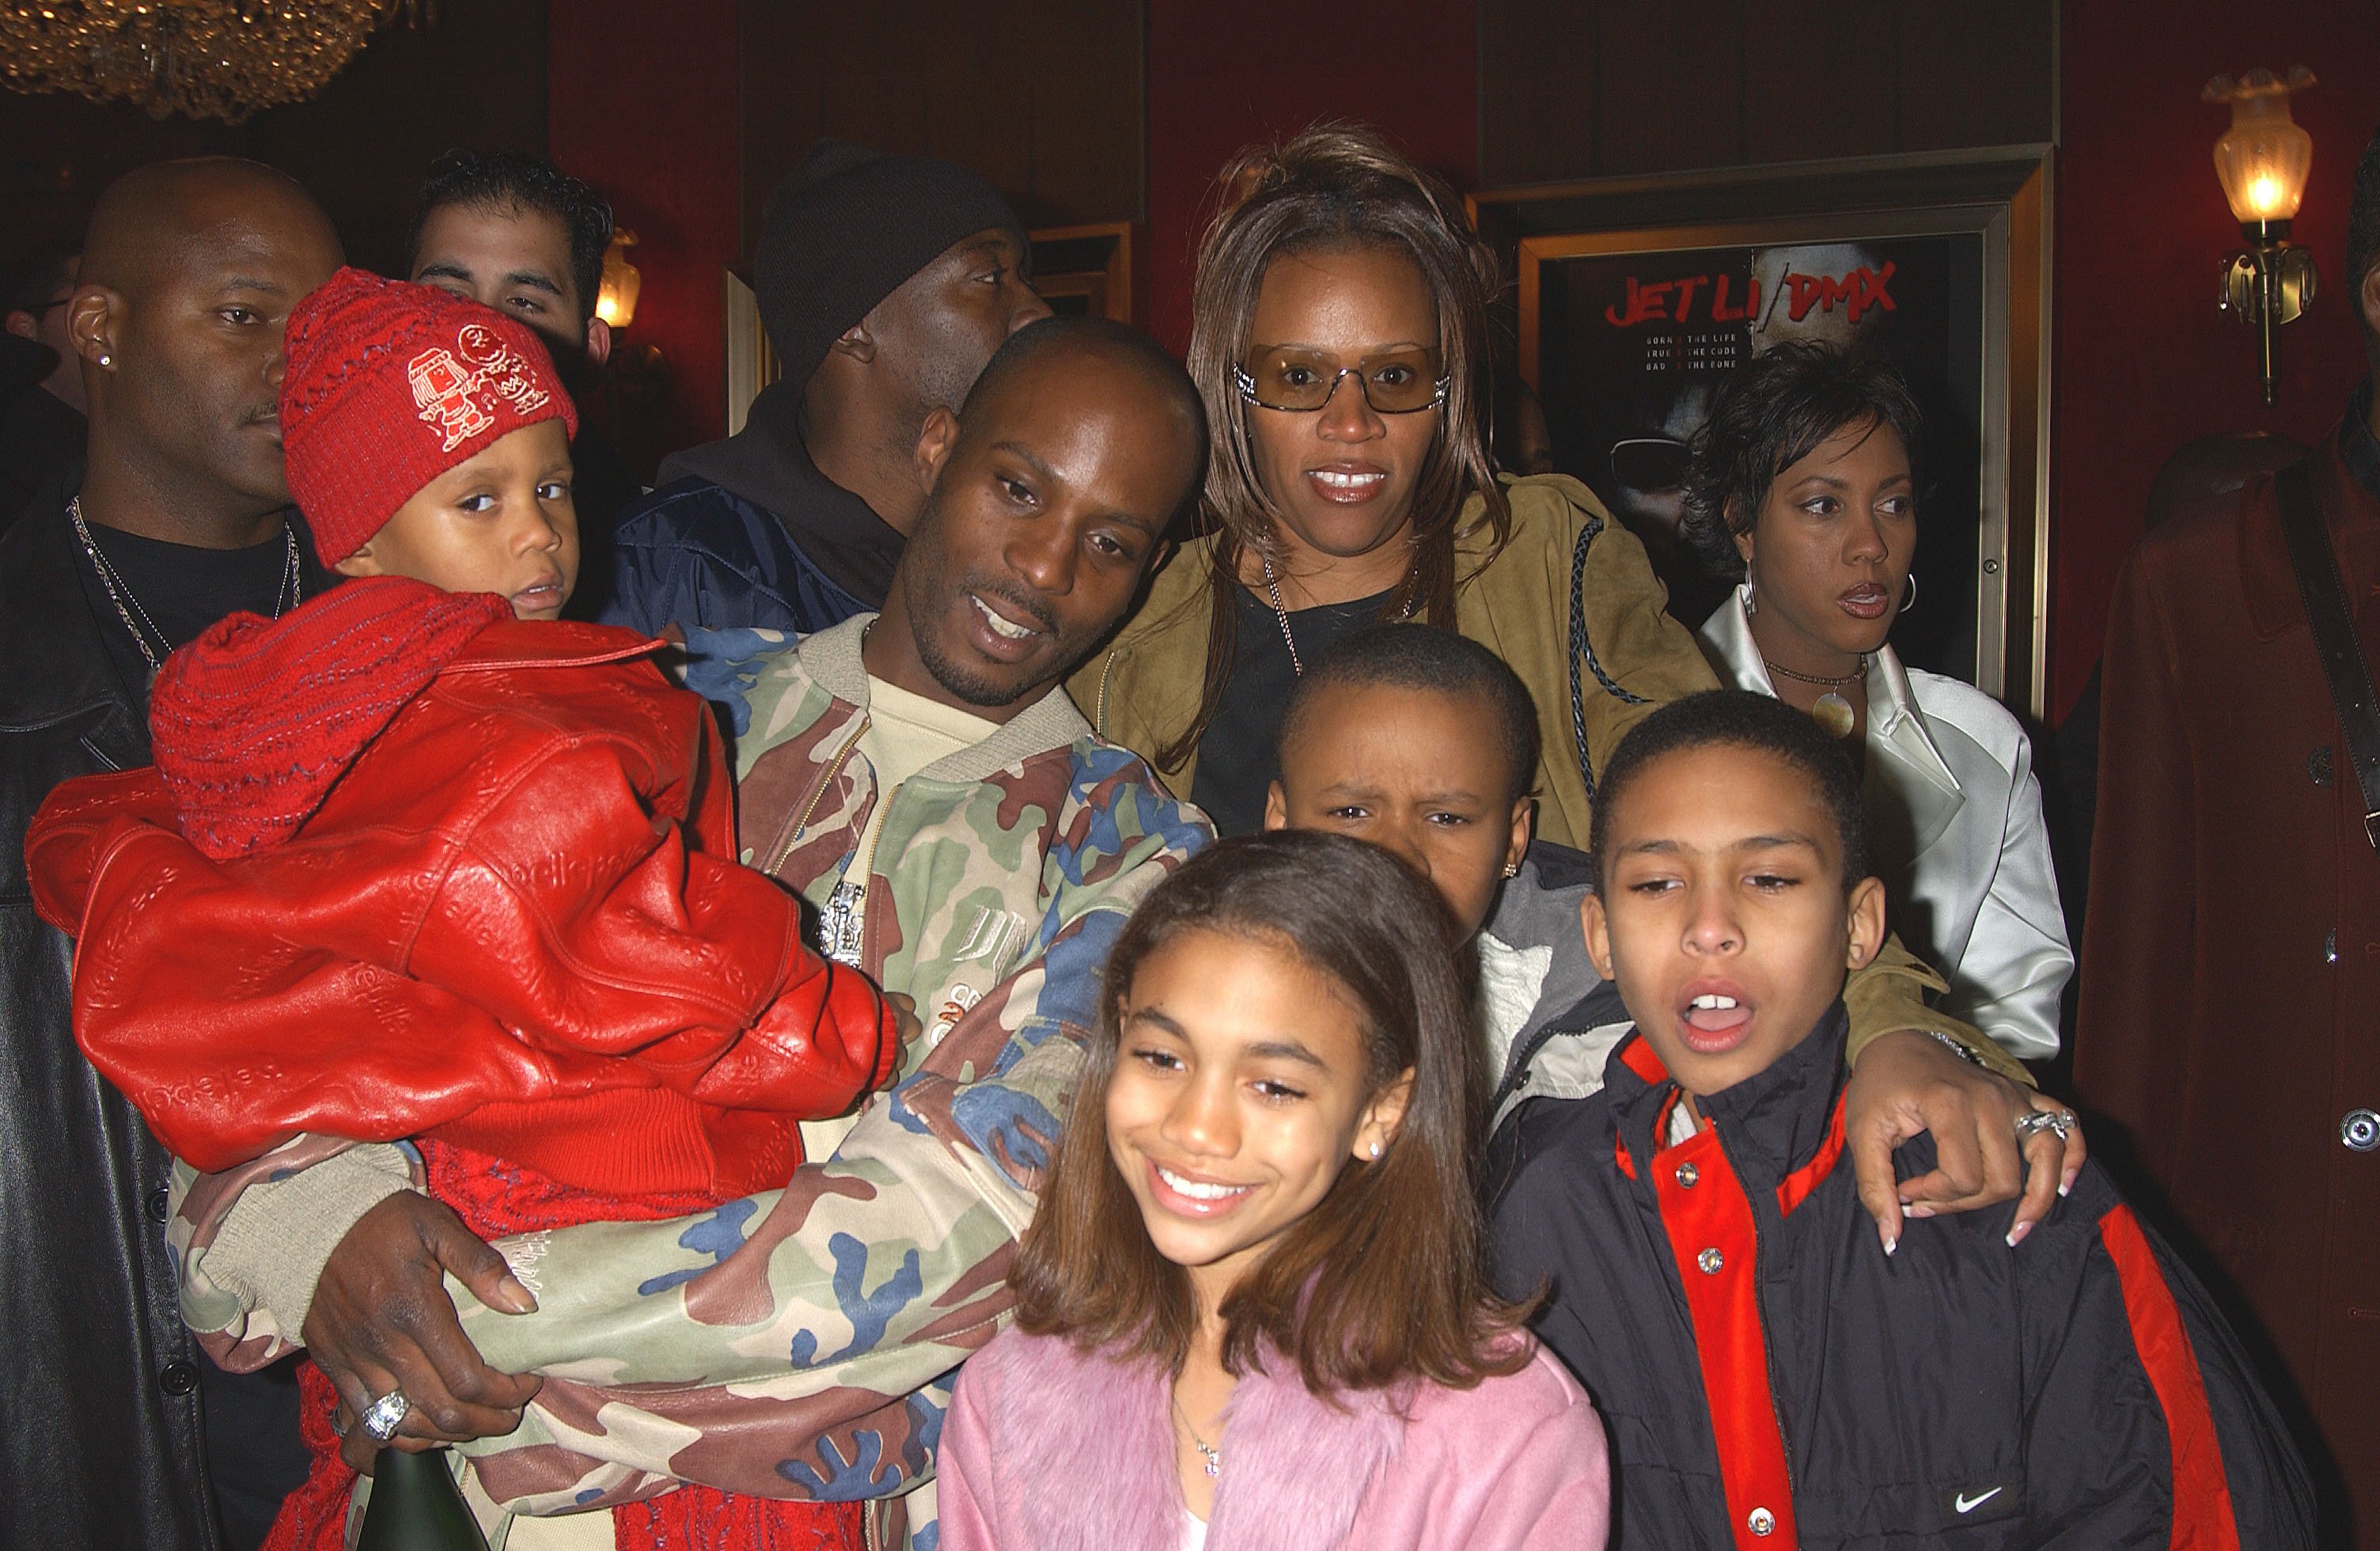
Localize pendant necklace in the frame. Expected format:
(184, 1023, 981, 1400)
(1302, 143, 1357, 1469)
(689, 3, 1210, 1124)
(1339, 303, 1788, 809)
(1762, 654, 1867, 740)
(1260, 553, 1418, 677)
(1172, 1392, 1222, 1479)
(71, 496, 301, 676)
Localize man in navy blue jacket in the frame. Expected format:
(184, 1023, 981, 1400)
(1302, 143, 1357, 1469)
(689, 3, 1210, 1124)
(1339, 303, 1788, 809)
(599, 141, 1048, 637)
(1489, 691, 2313, 1549)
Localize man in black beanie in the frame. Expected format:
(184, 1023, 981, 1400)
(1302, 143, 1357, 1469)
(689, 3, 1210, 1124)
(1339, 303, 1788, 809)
(599, 140, 1048, 635)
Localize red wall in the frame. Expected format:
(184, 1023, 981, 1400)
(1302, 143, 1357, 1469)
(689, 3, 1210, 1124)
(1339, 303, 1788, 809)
(543, 0, 1477, 457)
(548, 0, 740, 477)
(1143, 0, 1480, 356)
(2052, 0, 2380, 719)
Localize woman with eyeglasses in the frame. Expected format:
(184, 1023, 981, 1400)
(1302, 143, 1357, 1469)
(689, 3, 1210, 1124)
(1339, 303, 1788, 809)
(1067, 124, 1712, 846)
(1066, 126, 2088, 1235)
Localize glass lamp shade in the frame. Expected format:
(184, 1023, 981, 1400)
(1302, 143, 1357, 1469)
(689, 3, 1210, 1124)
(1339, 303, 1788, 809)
(595, 230, 642, 328)
(2206, 68, 2316, 224)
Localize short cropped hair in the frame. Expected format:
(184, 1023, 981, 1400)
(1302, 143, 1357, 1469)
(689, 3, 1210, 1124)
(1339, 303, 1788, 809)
(961, 314, 1209, 512)
(1680, 342, 1923, 580)
(407, 149, 614, 322)
(1590, 689, 1869, 889)
(1281, 624, 1541, 806)
(2351, 125, 2380, 365)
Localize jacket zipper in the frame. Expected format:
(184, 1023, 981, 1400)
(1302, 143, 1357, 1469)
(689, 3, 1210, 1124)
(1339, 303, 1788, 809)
(1094, 647, 1118, 730)
(75, 736, 126, 772)
(767, 714, 870, 877)
(1738, 1136, 1801, 1511)
(849, 777, 904, 974)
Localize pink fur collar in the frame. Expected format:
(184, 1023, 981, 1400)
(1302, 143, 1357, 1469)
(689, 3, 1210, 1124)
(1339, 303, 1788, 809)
(963, 1326, 1407, 1551)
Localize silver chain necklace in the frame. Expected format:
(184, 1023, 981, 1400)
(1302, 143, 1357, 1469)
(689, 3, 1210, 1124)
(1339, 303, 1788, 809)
(1260, 556, 1309, 677)
(1259, 554, 1418, 678)
(70, 496, 300, 673)
(1172, 1391, 1222, 1479)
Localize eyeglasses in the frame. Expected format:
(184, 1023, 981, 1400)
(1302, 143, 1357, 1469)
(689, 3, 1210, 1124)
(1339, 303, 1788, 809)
(1234, 346, 1449, 415)
(1609, 436, 1691, 494)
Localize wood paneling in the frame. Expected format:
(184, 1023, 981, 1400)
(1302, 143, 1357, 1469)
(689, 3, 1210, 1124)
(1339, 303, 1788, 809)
(737, 0, 1144, 256)
(1895, 2, 2055, 152)
(1474, 0, 1598, 189)
(1594, 0, 1746, 175)
(1741, 0, 1898, 165)
(1481, 0, 2055, 188)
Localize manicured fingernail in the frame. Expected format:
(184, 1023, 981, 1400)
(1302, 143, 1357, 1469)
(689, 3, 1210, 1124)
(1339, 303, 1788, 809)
(2058, 1179, 2072, 1197)
(2006, 1220, 2033, 1248)
(1881, 1228, 1897, 1256)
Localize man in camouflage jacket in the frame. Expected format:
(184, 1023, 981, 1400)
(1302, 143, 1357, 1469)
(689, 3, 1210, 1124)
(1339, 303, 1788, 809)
(163, 317, 1212, 1547)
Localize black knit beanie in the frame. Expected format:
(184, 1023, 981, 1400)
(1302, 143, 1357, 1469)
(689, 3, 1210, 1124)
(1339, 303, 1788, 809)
(756, 140, 1028, 389)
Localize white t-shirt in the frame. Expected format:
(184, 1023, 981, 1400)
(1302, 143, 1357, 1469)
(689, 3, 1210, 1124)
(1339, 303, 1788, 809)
(806, 674, 999, 1158)
(852, 674, 1002, 868)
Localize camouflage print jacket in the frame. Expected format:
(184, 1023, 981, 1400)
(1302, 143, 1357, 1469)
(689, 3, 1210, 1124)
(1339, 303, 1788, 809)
(170, 612, 1212, 1547)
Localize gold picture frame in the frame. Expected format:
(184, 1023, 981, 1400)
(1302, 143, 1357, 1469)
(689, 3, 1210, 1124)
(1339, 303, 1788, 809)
(1477, 146, 2053, 715)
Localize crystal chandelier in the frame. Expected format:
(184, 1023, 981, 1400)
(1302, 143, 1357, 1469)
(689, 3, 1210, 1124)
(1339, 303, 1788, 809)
(0, 2, 424, 124)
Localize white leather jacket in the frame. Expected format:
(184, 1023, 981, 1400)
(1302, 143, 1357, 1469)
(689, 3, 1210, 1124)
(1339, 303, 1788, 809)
(1700, 586, 2072, 1060)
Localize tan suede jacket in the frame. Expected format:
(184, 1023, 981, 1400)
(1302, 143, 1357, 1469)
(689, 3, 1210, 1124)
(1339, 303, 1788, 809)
(1067, 472, 2031, 1084)
(1068, 473, 1714, 851)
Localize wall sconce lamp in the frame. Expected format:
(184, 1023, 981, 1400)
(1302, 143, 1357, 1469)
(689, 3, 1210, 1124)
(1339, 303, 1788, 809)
(595, 229, 642, 329)
(2208, 67, 2318, 406)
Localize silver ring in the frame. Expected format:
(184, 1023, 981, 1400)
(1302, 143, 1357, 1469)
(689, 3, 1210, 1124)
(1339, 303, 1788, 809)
(2014, 1109, 2071, 1144)
(359, 1389, 411, 1443)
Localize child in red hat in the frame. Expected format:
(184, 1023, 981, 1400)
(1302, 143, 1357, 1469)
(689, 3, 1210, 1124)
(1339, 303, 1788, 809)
(28, 269, 892, 1551)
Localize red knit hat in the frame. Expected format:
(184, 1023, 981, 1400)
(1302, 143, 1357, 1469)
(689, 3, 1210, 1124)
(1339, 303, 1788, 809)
(281, 267, 579, 568)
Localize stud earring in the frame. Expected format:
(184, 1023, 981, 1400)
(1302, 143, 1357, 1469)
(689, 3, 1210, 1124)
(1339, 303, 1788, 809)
(1368, 1141, 1382, 1160)
(1502, 862, 1520, 878)
(97, 353, 112, 367)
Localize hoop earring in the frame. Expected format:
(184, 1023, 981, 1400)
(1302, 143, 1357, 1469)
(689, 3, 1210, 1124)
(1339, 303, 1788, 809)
(1899, 573, 1918, 615)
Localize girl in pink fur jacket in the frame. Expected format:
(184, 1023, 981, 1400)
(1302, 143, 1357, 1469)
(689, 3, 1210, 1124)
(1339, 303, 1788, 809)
(938, 832, 1611, 1551)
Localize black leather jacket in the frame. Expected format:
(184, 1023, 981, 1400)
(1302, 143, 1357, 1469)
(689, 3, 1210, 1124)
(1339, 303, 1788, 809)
(0, 476, 224, 1549)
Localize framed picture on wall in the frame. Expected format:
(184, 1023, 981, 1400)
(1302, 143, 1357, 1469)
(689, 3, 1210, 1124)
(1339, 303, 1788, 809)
(1476, 147, 2053, 715)
(1028, 222, 1138, 324)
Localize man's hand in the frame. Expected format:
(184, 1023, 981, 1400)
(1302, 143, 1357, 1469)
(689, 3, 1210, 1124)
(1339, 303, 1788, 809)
(302, 1193, 543, 1469)
(1844, 1030, 2088, 1255)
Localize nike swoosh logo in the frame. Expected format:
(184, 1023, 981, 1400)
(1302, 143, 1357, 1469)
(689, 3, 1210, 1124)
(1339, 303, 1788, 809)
(1954, 1488, 2005, 1514)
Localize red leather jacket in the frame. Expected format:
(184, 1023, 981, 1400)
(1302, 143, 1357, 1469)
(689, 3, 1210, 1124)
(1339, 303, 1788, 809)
(28, 619, 896, 1201)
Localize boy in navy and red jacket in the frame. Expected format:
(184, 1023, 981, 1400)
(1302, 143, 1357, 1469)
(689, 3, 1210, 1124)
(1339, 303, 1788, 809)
(1488, 690, 2313, 1549)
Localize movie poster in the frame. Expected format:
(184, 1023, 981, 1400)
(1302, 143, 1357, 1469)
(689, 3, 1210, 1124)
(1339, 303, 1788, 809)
(1533, 233, 1986, 681)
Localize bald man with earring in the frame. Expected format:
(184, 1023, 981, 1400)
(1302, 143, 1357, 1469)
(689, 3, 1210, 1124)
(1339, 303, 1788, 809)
(0, 157, 342, 1551)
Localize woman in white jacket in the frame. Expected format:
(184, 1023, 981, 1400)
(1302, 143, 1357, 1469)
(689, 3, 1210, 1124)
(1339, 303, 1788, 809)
(1681, 343, 2071, 1060)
